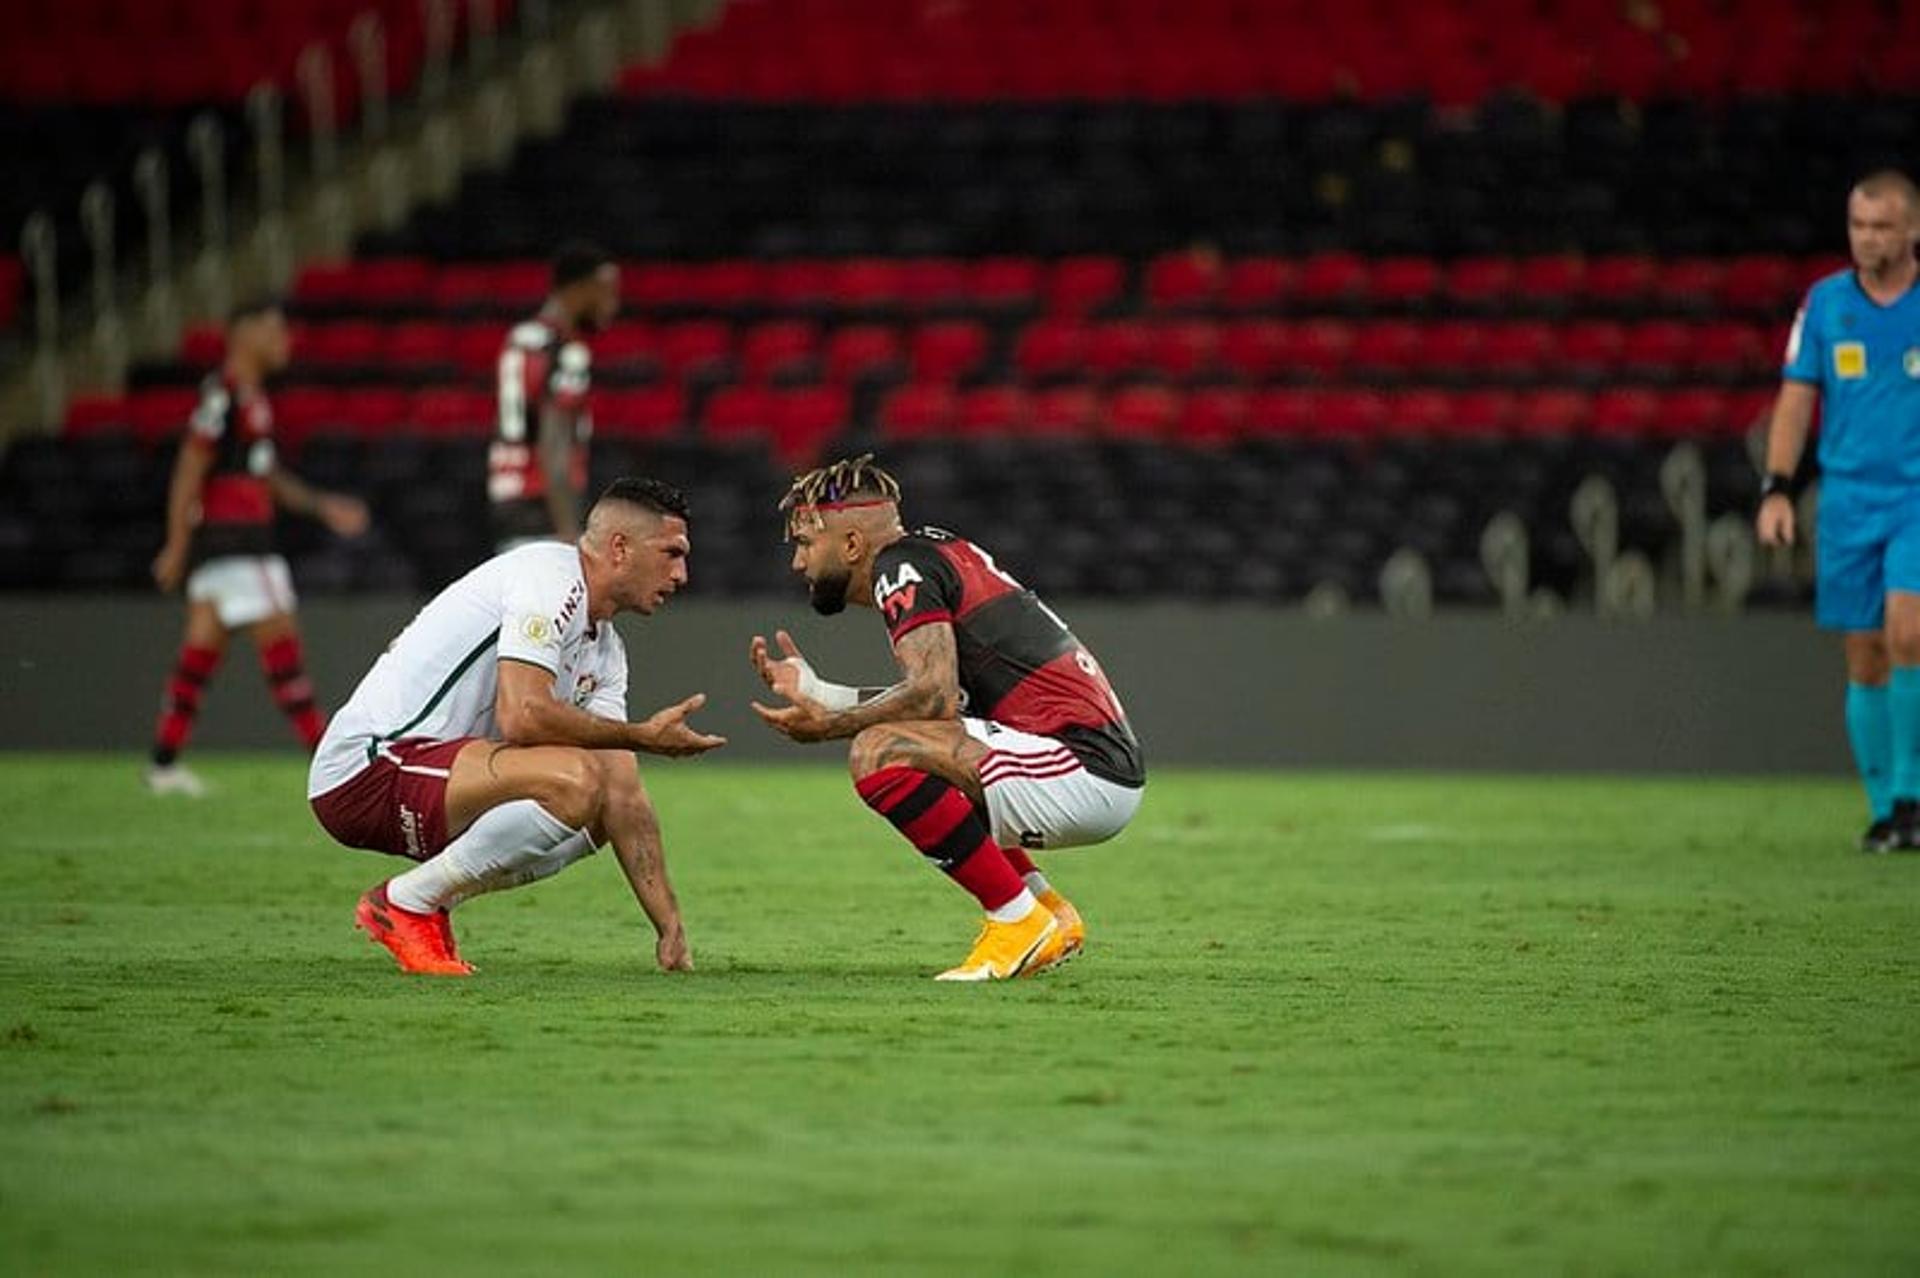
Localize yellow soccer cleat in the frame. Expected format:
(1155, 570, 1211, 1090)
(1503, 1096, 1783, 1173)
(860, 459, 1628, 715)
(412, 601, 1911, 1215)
(934, 905, 1062, 982)
(1037, 887, 1085, 959)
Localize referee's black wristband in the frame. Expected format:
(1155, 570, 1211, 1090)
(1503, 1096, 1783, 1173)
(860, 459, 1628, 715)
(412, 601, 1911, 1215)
(1758, 472, 1798, 502)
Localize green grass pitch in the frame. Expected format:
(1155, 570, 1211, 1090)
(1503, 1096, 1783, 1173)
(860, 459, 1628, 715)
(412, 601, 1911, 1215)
(1, 756, 1916, 1275)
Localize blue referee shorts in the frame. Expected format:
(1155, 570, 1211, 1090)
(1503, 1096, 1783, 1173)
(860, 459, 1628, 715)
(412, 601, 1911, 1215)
(1815, 480, 1920, 631)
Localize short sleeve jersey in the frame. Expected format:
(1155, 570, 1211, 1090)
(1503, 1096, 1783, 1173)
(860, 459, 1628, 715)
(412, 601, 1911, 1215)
(1782, 269, 1920, 486)
(307, 542, 628, 797)
(489, 317, 593, 541)
(871, 528, 1144, 788)
(185, 374, 278, 564)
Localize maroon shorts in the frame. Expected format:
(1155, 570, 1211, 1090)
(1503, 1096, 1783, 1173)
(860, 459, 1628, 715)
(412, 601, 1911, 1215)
(310, 737, 478, 862)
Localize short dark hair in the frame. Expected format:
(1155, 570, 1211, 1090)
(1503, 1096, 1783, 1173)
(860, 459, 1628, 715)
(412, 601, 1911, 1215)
(552, 240, 614, 290)
(226, 296, 284, 327)
(595, 476, 689, 523)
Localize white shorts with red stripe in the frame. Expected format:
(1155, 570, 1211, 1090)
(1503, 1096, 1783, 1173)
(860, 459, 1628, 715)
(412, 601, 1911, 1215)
(963, 717, 1143, 852)
(186, 554, 297, 629)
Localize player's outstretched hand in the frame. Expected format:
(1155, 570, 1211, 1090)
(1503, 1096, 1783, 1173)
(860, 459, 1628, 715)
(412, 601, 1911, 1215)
(750, 696, 837, 743)
(319, 494, 371, 538)
(655, 924, 693, 972)
(637, 693, 728, 757)
(1755, 494, 1796, 548)
(748, 629, 812, 702)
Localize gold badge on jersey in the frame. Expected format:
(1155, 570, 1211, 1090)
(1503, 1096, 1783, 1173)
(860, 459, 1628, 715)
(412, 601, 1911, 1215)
(1905, 348, 1920, 379)
(1833, 341, 1867, 379)
(522, 614, 552, 645)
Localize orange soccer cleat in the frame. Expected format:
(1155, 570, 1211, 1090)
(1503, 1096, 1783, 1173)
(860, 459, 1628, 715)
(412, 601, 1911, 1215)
(1036, 887, 1086, 960)
(934, 903, 1067, 982)
(355, 883, 473, 976)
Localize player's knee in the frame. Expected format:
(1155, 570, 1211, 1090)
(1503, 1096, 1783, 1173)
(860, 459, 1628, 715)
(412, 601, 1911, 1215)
(846, 725, 901, 782)
(534, 751, 604, 829)
(1887, 619, 1920, 665)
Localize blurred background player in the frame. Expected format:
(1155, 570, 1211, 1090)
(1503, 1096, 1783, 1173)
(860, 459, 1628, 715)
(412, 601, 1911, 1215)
(147, 298, 369, 796)
(488, 241, 620, 551)
(1757, 169, 1920, 851)
(309, 478, 725, 975)
(749, 454, 1145, 981)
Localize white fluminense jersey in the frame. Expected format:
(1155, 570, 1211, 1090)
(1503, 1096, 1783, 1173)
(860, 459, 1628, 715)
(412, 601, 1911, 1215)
(308, 542, 629, 797)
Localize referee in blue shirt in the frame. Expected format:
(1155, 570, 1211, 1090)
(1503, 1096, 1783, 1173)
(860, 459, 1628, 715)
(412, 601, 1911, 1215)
(1758, 169, 1920, 851)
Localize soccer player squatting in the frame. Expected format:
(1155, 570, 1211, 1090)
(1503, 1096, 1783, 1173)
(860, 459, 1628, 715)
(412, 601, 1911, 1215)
(1757, 169, 1920, 851)
(308, 479, 725, 974)
(750, 455, 1146, 981)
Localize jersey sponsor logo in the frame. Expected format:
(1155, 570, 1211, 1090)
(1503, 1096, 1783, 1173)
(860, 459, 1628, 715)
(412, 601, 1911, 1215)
(555, 579, 584, 632)
(1018, 829, 1046, 850)
(1833, 341, 1867, 380)
(571, 672, 599, 707)
(876, 562, 925, 620)
(399, 803, 424, 859)
(1905, 348, 1920, 379)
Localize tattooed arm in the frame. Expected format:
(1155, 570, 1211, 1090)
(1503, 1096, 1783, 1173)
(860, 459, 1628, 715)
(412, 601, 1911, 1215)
(750, 623, 961, 742)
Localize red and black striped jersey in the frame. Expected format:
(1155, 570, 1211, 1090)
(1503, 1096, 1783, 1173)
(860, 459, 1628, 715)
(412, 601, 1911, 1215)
(873, 528, 1144, 788)
(488, 316, 592, 541)
(185, 374, 277, 564)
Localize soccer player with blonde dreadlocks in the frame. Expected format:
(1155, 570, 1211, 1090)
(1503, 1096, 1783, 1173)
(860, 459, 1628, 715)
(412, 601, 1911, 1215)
(749, 455, 1145, 981)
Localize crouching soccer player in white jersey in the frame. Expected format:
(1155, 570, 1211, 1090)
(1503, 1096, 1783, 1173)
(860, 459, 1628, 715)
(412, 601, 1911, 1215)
(308, 478, 726, 975)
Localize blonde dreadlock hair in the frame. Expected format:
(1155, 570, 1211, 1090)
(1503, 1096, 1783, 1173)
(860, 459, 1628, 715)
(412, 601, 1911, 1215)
(779, 453, 903, 537)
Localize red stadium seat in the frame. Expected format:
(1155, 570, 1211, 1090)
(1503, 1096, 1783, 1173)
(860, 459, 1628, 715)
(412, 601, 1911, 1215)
(900, 258, 970, 311)
(64, 393, 131, 437)
(738, 320, 820, 383)
(1104, 385, 1180, 439)
(1513, 388, 1592, 437)
(1218, 321, 1288, 382)
(273, 387, 347, 445)
(771, 386, 850, 460)
(1653, 387, 1732, 440)
(1384, 388, 1455, 436)
(178, 323, 225, 369)
(1558, 321, 1627, 380)
(1220, 258, 1293, 310)
(595, 387, 687, 439)
(955, 386, 1031, 436)
(1694, 321, 1770, 381)
(1591, 387, 1661, 438)
(1478, 323, 1557, 382)
(1179, 388, 1248, 444)
(1448, 389, 1520, 438)
(970, 257, 1042, 311)
(833, 259, 906, 310)
(1083, 322, 1154, 381)
(1245, 388, 1315, 438)
(1513, 255, 1586, 313)
(1349, 321, 1423, 380)
(1316, 389, 1389, 439)
(1717, 254, 1797, 316)
(590, 323, 659, 377)
(386, 321, 457, 371)
(336, 387, 414, 437)
(908, 321, 990, 382)
(298, 321, 384, 367)
(1619, 320, 1697, 379)
(1651, 258, 1726, 314)
(1416, 321, 1487, 382)
(1368, 257, 1441, 310)
(130, 387, 201, 444)
(1030, 386, 1098, 436)
(1443, 257, 1517, 311)
(1147, 321, 1218, 381)
(1045, 257, 1125, 314)
(1014, 318, 1089, 382)
(1584, 255, 1656, 311)
(878, 383, 959, 439)
(1286, 320, 1354, 379)
(1293, 252, 1369, 309)
(411, 387, 492, 437)
(655, 321, 734, 380)
(1143, 252, 1220, 311)
(823, 325, 904, 384)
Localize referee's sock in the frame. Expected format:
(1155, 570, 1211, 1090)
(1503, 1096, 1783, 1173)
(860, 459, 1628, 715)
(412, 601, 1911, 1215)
(1846, 680, 1894, 820)
(1888, 667, 1920, 807)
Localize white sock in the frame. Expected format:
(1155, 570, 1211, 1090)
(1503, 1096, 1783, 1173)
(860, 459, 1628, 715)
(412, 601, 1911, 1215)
(1021, 869, 1053, 897)
(987, 887, 1037, 924)
(388, 800, 579, 913)
(442, 830, 598, 909)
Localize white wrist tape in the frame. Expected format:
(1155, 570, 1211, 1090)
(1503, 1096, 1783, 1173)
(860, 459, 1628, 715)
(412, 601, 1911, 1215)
(794, 661, 862, 711)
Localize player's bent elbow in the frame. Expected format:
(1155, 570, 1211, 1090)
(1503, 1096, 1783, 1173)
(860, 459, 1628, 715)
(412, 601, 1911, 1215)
(496, 697, 550, 746)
